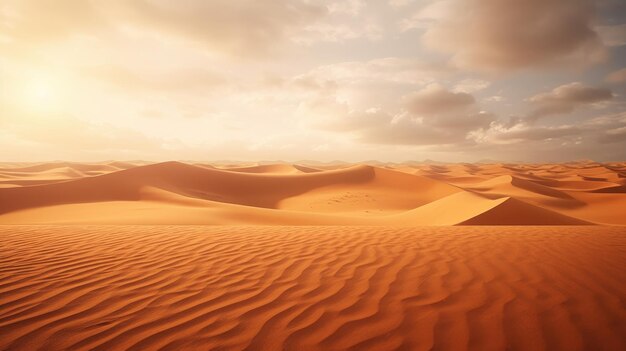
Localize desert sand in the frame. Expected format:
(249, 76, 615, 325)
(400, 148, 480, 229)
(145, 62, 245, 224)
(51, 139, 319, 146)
(0, 160, 625, 225)
(1, 226, 625, 351)
(1, 161, 625, 350)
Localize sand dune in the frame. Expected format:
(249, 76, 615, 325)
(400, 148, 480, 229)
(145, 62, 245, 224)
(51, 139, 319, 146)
(0, 162, 138, 188)
(392, 192, 589, 225)
(466, 175, 573, 199)
(220, 164, 321, 174)
(2, 162, 624, 350)
(459, 197, 590, 225)
(0, 160, 625, 225)
(0, 161, 129, 174)
(0, 162, 460, 222)
(0, 226, 624, 351)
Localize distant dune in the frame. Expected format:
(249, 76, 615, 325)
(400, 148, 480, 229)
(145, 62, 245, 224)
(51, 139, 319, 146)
(0, 160, 625, 225)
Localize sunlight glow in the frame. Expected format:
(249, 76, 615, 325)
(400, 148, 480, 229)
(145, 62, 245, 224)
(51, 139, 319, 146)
(19, 75, 65, 113)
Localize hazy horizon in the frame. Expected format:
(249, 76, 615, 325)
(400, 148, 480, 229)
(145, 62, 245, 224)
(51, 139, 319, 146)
(1, 158, 625, 165)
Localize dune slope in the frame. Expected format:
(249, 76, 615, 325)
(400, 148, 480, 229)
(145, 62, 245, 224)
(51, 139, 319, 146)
(391, 192, 590, 225)
(0, 162, 461, 219)
(459, 197, 590, 225)
(0, 160, 625, 225)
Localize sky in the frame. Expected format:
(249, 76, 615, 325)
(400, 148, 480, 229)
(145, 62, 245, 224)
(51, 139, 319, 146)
(1, 0, 626, 163)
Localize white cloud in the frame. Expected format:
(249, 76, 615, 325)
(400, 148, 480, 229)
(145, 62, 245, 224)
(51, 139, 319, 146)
(470, 111, 626, 146)
(452, 79, 491, 93)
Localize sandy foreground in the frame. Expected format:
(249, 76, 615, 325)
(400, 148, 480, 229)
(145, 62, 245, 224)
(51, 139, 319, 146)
(1, 226, 625, 351)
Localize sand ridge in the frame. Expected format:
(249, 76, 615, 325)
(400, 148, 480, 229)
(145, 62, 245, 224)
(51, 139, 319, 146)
(0, 226, 624, 351)
(0, 160, 625, 225)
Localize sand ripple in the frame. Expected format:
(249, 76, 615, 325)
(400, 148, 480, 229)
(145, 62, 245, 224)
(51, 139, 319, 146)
(1, 226, 625, 350)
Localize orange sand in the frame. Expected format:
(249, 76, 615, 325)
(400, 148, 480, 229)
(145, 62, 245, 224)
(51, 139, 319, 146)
(1, 226, 624, 351)
(1, 161, 625, 350)
(0, 160, 625, 225)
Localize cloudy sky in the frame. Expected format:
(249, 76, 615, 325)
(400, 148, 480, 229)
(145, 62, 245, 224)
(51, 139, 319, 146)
(1, 0, 626, 162)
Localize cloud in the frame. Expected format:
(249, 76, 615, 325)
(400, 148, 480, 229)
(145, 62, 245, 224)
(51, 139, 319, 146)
(287, 58, 455, 121)
(113, 1, 330, 56)
(403, 84, 475, 115)
(1, 1, 391, 58)
(1, 0, 329, 57)
(484, 95, 504, 102)
(0, 0, 105, 42)
(470, 111, 626, 146)
(2, 0, 624, 162)
(326, 0, 364, 16)
(528, 82, 613, 120)
(389, 0, 415, 8)
(82, 64, 226, 93)
(606, 68, 626, 83)
(419, 0, 607, 71)
(452, 79, 491, 93)
(296, 57, 452, 86)
(307, 84, 494, 146)
(530, 82, 614, 105)
(600, 126, 626, 143)
(358, 110, 494, 145)
(302, 77, 620, 152)
(469, 123, 582, 144)
(595, 24, 626, 46)
(313, 107, 495, 146)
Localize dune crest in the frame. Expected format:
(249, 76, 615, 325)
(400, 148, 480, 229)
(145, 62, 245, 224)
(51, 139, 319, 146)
(0, 160, 625, 225)
(459, 197, 590, 225)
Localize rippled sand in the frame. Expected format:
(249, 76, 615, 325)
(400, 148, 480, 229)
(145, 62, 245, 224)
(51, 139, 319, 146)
(1, 226, 624, 350)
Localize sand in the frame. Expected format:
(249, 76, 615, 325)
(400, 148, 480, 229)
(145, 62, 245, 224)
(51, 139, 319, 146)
(1, 161, 625, 350)
(0, 160, 624, 225)
(1, 226, 624, 351)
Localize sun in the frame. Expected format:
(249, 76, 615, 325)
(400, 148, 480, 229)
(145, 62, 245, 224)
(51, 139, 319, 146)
(19, 76, 64, 113)
(33, 82, 50, 99)
(29, 81, 54, 104)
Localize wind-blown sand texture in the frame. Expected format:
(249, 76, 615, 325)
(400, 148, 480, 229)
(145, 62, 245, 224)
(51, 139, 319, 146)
(0, 160, 625, 225)
(1, 161, 625, 350)
(1, 226, 625, 351)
